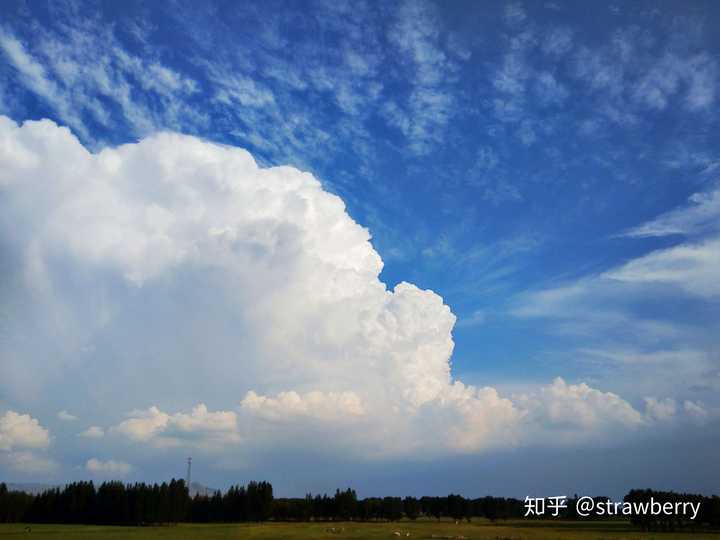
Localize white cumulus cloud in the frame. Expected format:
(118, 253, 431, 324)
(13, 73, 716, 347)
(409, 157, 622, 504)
(112, 404, 239, 448)
(78, 426, 105, 439)
(241, 390, 365, 421)
(644, 397, 677, 422)
(0, 411, 50, 451)
(519, 378, 644, 443)
(86, 458, 133, 477)
(0, 116, 667, 464)
(683, 400, 710, 423)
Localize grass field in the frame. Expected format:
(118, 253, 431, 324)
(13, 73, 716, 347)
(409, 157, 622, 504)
(0, 520, 717, 539)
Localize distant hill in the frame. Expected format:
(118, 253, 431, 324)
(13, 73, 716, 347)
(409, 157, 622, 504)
(189, 481, 218, 497)
(5, 481, 217, 497)
(6, 482, 60, 495)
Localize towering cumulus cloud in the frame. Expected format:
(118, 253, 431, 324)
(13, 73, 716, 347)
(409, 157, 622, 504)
(0, 117, 652, 461)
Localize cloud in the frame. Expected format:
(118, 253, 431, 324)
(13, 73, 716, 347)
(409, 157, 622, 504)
(605, 237, 720, 298)
(456, 310, 486, 328)
(516, 119, 537, 146)
(512, 271, 719, 400)
(0, 411, 53, 475)
(0, 116, 471, 455)
(0, 451, 57, 474)
(511, 184, 720, 411)
(241, 391, 365, 421)
(112, 407, 169, 443)
(643, 397, 717, 424)
(631, 53, 690, 110)
(57, 410, 78, 422)
(620, 188, 720, 238)
(521, 378, 644, 437)
(683, 400, 709, 422)
(112, 405, 240, 448)
(504, 3, 527, 25)
(493, 51, 529, 96)
(542, 27, 573, 56)
(566, 26, 719, 133)
(0, 24, 204, 146)
(385, 0, 461, 154)
(572, 46, 624, 97)
(0, 411, 50, 451)
(644, 397, 677, 421)
(211, 69, 276, 108)
(78, 426, 105, 439)
(0, 30, 88, 139)
(685, 54, 717, 110)
(535, 71, 568, 105)
(0, 116, 694, 465)
(86, 458, 133, 477)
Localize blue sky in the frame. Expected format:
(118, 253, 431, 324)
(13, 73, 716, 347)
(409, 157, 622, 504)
(0, 0, 719, 497)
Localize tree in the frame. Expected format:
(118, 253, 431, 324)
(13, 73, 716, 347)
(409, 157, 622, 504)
(403, 496, 420, 520)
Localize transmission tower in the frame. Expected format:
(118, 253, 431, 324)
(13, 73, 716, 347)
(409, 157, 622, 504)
(186, 457, 192, 492)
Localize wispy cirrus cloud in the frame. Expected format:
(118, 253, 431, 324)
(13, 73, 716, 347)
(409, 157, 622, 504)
(0, 18, 205, 147)
(0, 30, 88, 138)
(621, 187, 720, 238)
(606, 237, 720, 297)
(511, 184, 720, 404)
(382, 0, 465, 155)
(57, 410, 77, 422)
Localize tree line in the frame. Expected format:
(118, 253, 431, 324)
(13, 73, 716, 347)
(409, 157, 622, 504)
(0, 481, 521, 524)
(221, 491, 525, 523)
(624, 489, 720, 531)
(1, 481, 718, 529)
(0, 479, 189, 525)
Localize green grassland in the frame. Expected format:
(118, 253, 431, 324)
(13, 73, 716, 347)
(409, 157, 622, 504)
(0, 520, 717, 539)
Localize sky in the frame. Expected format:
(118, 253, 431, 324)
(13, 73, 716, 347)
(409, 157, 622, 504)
(0, 0, 719, 499)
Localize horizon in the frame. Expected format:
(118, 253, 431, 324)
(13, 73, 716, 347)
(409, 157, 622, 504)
(1, 0, 719, 500)
(4, 479, 714, 509)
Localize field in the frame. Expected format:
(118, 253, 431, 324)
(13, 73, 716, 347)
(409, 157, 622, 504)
(0, 520, 717, 539)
